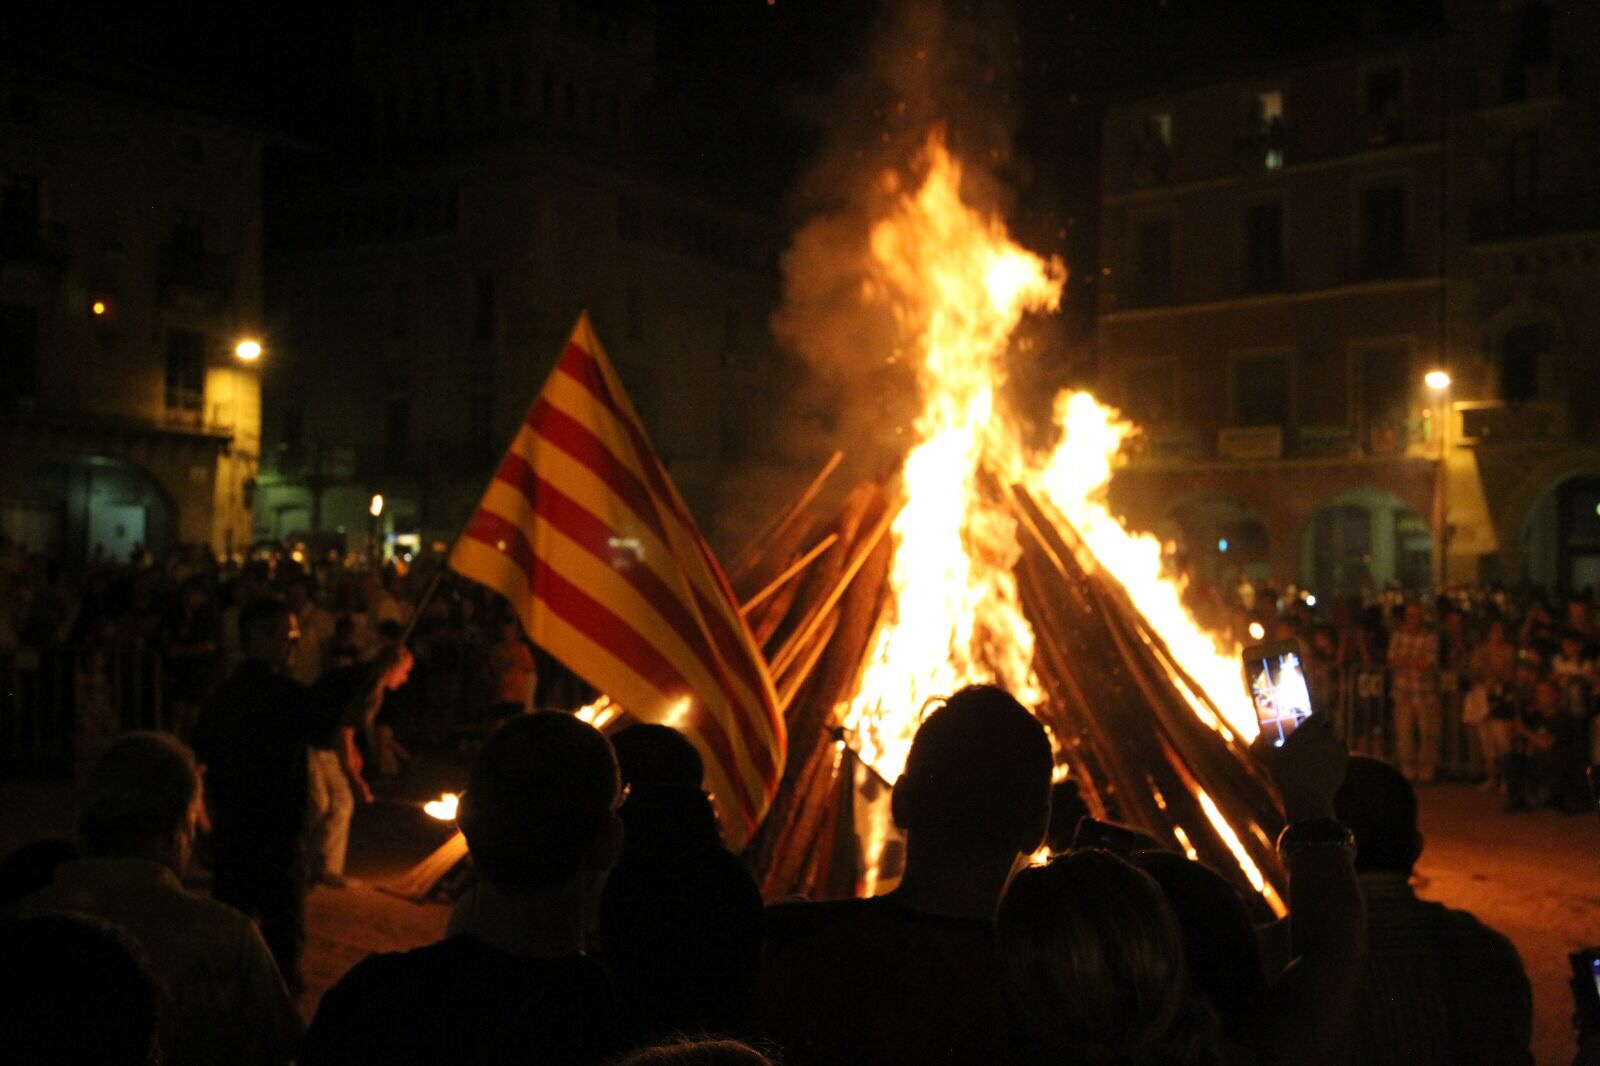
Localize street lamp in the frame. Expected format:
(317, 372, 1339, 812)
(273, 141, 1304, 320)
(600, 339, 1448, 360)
(235, 338, 263, 361)
(1425, 369, 1452, 588)
(368, 493, 384, 562)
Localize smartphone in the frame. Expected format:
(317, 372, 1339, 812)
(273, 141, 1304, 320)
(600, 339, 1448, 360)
(1072, 816, 1155, 856)
(1242, 638, 1314, 748)
(1570, 949, 1600, 1033)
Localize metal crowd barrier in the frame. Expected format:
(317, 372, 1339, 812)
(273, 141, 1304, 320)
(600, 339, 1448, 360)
(1330, 664, 1478, 780)
(0, 646, 168, 770)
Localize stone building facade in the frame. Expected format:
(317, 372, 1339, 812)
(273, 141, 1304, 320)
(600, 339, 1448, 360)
(1095, 0, 1600, 596)
(256, 2, 785, 554)
(0, 68, 265, 564)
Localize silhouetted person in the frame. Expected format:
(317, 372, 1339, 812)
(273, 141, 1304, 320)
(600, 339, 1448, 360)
(0, 839, 77, 906)
(0, 913, 162, 1066)
(1333, 755, 1532, 1065)
(999, 850, 1228, 1065)
(755, 684, 1052, 1064)
(1043, 779, 1091, 854)
(1135, 851, 1268, 1038)
(301, 712, 630, 1065)
(192, 598, 406, 994)
(600, 724, 763, 1039)
(9, 733, 300, 1063)
(610, 723, 723, 854)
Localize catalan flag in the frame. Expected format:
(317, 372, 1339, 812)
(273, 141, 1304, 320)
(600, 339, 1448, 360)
(449, 313, 785, 849)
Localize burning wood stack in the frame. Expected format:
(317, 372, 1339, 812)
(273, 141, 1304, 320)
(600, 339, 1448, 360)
(727, 458, 1289, 915)
(393, 133, 1291, 916)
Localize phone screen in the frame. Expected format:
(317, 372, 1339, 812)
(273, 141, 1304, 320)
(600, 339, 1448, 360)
(1590, 955, 1600, 1002)
(1243, 640, 1314, 747)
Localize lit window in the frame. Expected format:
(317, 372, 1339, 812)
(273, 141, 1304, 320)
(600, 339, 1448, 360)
(1254, 91, 1284, 171)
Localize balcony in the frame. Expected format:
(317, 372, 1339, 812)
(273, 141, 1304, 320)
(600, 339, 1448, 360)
(1218, 425, 1283, 461)
(1470, 190, 1600, 244)
(1456, 400, 1569, 443)
(157, 244, 234, 299)
(0, 222, 69, 271)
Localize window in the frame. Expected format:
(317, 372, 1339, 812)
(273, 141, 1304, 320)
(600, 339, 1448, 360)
(164, 330, 206, 414)
(1359, 184, 1406, 278)
(1231, 352, 1290, 427)
(1133, 219, 1173, 304)
(1364, 68, 1403, 145)
(1500, 323, 1549, 402)
(473, 274, 496, 344)
(720, 307, 741, 369)
(1122, 359, 1178, 426)
(1357, 345, 1410, 455)
(1252, 91, 1284, 170)
(1505, 130, 1538, 207)
(1136, 113, 1172, 184)
(169, 208, 205, 255)
(468, 387, 493, 463)
(0, 302, 39, 404)
(391, 281, 412, 338)
(177, 133, 205, 167)
(383, 391, 410, 469)
(625, 286, 643, 341)
(1242, 201, 1284, 293)
(279, 405, 305, 471)
(0, 174, 41, 240)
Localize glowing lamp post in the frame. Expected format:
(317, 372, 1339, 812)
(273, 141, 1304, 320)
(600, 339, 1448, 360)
(369, 493, 384, 560)
(1425, 369, 1452, 587)
(235, 338, 263, 362)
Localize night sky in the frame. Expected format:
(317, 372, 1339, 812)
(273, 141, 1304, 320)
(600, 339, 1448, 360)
(3, 0, 1447, 336)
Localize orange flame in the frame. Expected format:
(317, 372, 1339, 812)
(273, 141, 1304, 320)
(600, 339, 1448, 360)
(834, 131, 1267, 903)
(840, 134, 1063, 780)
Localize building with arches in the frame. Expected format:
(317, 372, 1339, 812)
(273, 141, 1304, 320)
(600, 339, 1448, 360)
(0, 63, 265, 566)
(1096, 0, 1600, 596)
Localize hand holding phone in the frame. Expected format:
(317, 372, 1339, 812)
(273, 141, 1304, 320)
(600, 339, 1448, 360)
(1242, 638, 1314, 748)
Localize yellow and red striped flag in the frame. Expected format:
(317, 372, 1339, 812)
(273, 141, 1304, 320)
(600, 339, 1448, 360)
(448, 312, 785, 849)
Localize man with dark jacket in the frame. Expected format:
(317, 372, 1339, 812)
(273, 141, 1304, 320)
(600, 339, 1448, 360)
(192, 597, 406, 995)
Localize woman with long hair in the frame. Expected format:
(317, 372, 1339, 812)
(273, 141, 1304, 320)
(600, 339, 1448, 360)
(997, 849, 1231, 1065)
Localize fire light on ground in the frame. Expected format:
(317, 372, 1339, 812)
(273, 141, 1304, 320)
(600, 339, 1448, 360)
(423, 792, 459, 821)
(834, 131, 1270, 903)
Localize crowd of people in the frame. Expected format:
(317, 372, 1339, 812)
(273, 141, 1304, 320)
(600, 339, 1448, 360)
(0, 680, 1540, 1065)
(0, 535, 1591, 1064)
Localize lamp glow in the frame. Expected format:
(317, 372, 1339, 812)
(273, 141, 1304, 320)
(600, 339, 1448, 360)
(1248, 622, 1266, 640)
(1424, 369, 1451, 391)
(369, 494, 384, 517)
(91, 300, 107, 316)
(235, 338, 262, 361)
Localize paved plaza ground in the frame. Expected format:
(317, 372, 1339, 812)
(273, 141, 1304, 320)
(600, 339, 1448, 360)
(4, 768, 1599, 1064)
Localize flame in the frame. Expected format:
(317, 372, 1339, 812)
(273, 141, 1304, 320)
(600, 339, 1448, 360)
(1031, 394, 1257, 740)
(840, 134, 1063, 779)
(423, 792, 459, 821)
(574, 696, 624, 732)
(832, 131, 1268, 902)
